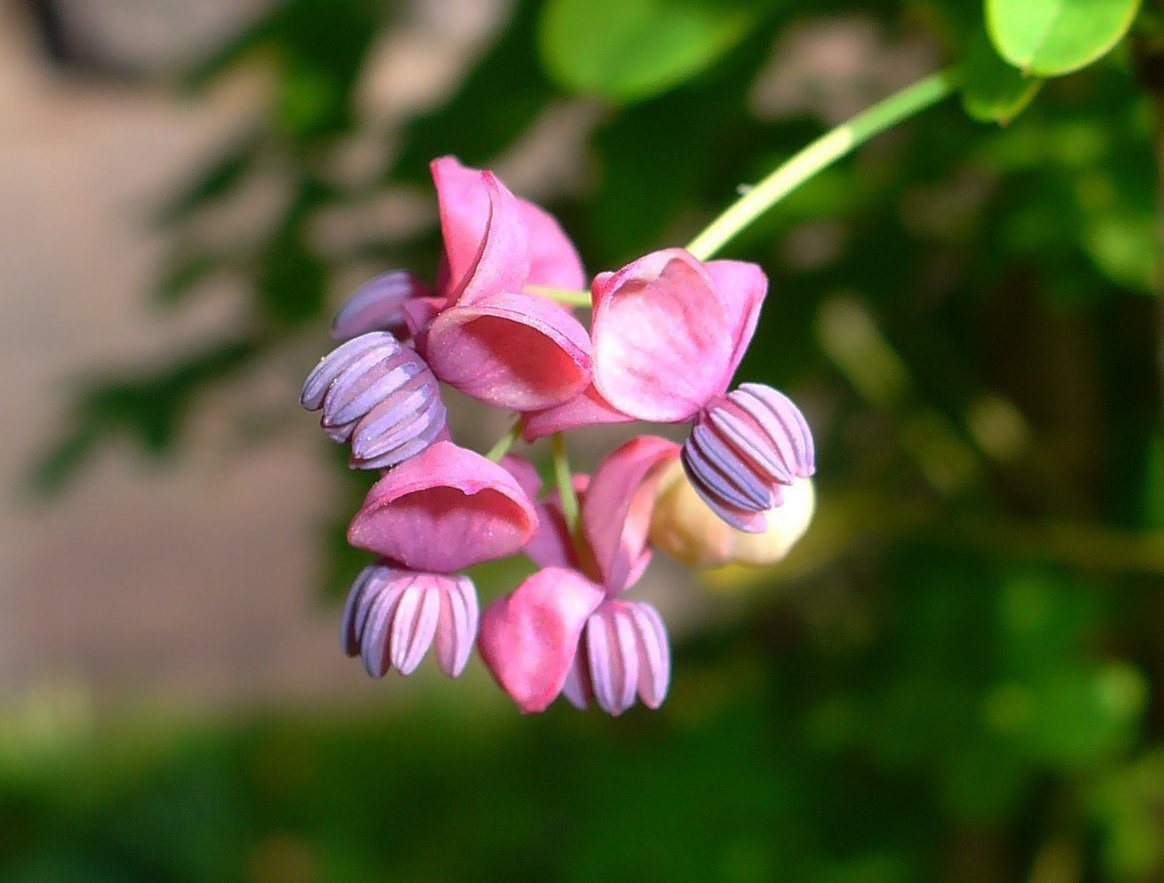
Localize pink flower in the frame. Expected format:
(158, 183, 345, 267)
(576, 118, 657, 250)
(523, 248, 766, 437)
(327, 157, 592, 412)
(347, 440, 538, 572)
(340, 440, 539, 679)
(478, 436, 678, 714)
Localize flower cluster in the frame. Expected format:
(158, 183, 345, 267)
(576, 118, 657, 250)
(301, 157, 816, 715)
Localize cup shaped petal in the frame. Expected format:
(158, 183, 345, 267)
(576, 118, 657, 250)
(582, 436, 680, 593)
(520, 383, 633, 442)
(518, 199, 586, 290)
(591, 248, 733, 423)
(348, 441, 538, 572)
(477, 566, 606, 714)
(431, 157, 529, 305)
(704, 259, 767, 379)
(422, 292, 592, 411)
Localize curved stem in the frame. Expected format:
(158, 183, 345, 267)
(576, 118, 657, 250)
(551, 433, 580, 532)
(485, 420, 522, 462)
(685, 67, 961, 262)
(524, 285, 592, 308)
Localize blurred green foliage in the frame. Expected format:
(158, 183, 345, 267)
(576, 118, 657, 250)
(23, 0, 1164, 879)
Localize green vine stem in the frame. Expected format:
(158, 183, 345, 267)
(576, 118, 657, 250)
(685, 67, 961, 262)
(551, 433, 580, 532)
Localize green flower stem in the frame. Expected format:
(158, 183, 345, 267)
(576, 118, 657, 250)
(685, 67, 961, 262)
(551, 433, 580, 532)
(524, 285, 592, 307)
(485, 421, 522, 462)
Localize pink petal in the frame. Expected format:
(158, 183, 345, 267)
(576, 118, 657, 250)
(422, 292, 592, 411)
(499, 454, 543, 502)
(477, 567, 605, 713)
(523, 475, 590, 571)
(704, 260, 767, 380)
(348, 441, 537, 573)
(560, 652, 590, 710)
(520, 383, 632, 442)
(582, 436, 680, 592)
(518, 199, 586, 290)
(433, 575, 478, 677)
(431, 158, 529, 305)
(591, 248, 734, 422)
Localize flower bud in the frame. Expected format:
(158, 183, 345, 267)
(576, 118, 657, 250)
(649, 459, 815, 568)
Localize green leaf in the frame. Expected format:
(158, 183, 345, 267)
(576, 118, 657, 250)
(538, 0, 760, 103)
(961, 28, 1043, 125)
(986, 0, 1142, 77)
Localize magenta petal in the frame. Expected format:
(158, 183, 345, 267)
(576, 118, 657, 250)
(477, 567, 605, 713)
(524, 475, 589, 571)
(518, 199, 586, 290)
(521, 383, 632, 442)
(348, 441, 537, 572)
(582, 436, 680, 592)
(431, 157, 529, 306)
(704, 260, 767, 379)
(560, 652, 590, 710)
(591, 248, 733, 422)
(499, 454, 543, 502)
(423, 292, 592, 411)
(431, 157, 492, 298)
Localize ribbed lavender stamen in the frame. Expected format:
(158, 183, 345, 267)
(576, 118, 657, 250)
(681, 383, 815, 533)
(341, 563, 479, 678)
(331, 270, 424, 341)
(562, 600, 671, 716)
(300, 331, 447, 470)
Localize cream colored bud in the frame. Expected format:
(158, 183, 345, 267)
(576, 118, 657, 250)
(648, 459, 815, 568)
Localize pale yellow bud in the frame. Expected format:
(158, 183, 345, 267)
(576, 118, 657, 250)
(648, 459, 815, 568)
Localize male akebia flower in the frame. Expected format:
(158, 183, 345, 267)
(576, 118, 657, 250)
(341, 564, 478, 678)
(522, 247, 815, 534)
(340, 441, 538, 679)
(478, 436, 678, 715)
(299, 331, 447, 469)
(682, 383, 815, 532)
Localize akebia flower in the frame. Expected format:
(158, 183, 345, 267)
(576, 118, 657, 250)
(300, 331, 447, 469)
(478, 436, 678, 715)
(301, 154, 819, 714)
(416, 159, 592, 411)
(338, 441, 539, 679)
(522, 247, 766, 436)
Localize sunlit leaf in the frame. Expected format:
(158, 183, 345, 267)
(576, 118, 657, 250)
(961, 28, 1043, 125)
(986, 0, 1142, 76)
(538, 0, 761, 102)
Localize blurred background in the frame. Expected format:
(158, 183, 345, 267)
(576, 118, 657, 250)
(3, 0, 1164, 880)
